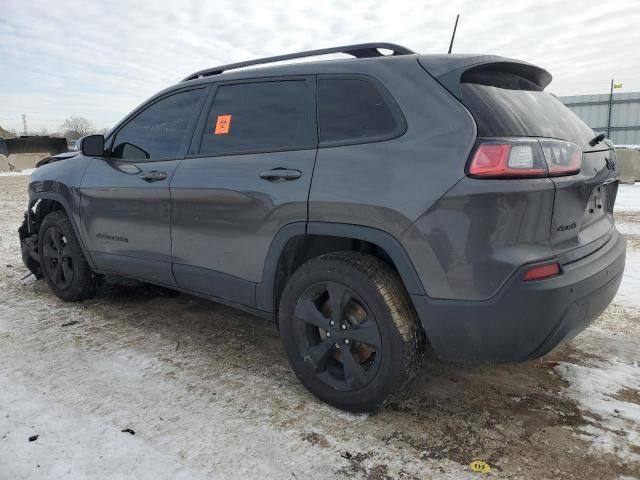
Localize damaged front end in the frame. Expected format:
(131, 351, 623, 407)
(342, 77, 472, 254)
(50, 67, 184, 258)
(18, 201, 44, 279)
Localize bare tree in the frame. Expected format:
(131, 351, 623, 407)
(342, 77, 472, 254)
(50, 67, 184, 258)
(60, 116, 96, 141)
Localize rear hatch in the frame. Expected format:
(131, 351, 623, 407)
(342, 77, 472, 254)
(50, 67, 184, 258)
(425, 59, 620, 264)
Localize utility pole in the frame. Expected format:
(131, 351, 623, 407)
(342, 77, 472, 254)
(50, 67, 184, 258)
(448, 14, 460, 54)
(22, 114, 27, 136)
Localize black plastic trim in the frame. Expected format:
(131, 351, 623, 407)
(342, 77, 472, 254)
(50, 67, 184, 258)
(255, 222, 426, 313)
(172, 263, 256, 307)
(28, 192, 97, 270)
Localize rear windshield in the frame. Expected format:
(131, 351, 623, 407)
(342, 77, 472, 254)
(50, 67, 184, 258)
(461, 71, 597, 151)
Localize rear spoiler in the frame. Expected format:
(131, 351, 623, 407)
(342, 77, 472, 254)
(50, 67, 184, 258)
(418, 54, 552, 100)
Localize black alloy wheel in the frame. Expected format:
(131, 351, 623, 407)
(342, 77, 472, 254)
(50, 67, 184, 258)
(38, 211, 97, 301)
(293, 281, 383, 391)
(279, 252, 425, 412)
(41, 225, 74, 289)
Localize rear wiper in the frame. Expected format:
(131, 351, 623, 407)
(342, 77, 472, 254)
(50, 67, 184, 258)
(589, 132, 607, 147)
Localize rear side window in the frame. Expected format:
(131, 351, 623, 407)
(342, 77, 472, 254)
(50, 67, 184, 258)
(460, 69, 596, 151)
(112, 89, 203, 160)
(199, 80, 315, 156)
(318, 77, 404, 146)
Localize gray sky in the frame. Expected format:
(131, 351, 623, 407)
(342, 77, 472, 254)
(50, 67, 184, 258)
(1, 0, 639, 133)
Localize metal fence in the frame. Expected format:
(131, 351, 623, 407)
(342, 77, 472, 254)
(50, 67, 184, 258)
(559, 91, 640, 146)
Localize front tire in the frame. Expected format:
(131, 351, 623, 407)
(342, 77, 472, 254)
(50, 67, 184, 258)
(38, 211, 97, 301)
(279, 252, 425, 412)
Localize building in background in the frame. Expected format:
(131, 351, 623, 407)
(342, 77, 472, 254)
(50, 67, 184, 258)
(559, 92, 640, 146)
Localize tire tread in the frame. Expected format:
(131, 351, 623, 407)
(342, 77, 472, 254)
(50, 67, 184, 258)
(39, 210, 97, 301)
(279, 251, 425, 410)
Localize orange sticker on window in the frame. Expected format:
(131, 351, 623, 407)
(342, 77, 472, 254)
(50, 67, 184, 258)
(215, 114, 232, 134)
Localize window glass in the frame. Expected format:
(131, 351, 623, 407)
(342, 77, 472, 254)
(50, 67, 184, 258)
(461, 81, 596, 151)
(199, 80, 314, 156)
(112, 89, 203, 160)
(318, 77, 401, 144)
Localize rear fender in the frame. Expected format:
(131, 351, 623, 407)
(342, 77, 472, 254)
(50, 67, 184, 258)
(256, 222, 426, 312)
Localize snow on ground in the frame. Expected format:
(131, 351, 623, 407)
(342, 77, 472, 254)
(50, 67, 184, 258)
(614, 249, 640, 310)
(616, 183, 640, 212)
(0, 168, 34, 177)
(559, 360, 640, 463)
(613, 183, 640, 310)
(0, 175, 639, 479)
(616, 221, 640, 236)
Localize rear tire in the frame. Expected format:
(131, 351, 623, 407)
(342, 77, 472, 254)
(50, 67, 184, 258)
(38, 211, 97, 301)
(279, 252, 425, 412)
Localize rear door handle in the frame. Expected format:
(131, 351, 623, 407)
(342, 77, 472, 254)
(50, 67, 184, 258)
(139, 171, 168, 182)
(259, 169, 302, 181)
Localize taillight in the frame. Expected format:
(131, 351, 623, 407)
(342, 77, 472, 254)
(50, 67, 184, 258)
(540, 140, 582, 176)
(468, 138, 582, 179)
(523, 262, 561, 281)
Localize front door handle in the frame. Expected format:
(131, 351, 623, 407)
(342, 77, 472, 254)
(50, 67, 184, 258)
(259, 169, 302, 181)
(140, 171, 168, 182)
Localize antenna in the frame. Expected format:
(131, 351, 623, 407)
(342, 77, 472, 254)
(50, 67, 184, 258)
(447, 14, 460, 54)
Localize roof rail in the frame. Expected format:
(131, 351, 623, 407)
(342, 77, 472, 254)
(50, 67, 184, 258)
(181, 43, 415, 82)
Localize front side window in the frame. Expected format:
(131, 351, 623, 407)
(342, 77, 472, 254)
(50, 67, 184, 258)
(318, 77, 404, 145)
(112, 89, 204, 160)
(199, 80, 315, 156)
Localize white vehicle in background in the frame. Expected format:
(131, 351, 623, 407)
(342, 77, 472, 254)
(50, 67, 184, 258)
(68, 138, 82, 151)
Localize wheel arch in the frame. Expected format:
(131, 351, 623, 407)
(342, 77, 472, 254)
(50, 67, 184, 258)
(27, 192, 96, 270)
(256, 222, 426, 313)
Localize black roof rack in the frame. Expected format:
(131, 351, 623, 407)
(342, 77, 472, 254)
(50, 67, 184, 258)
(181, 43, 415, 82)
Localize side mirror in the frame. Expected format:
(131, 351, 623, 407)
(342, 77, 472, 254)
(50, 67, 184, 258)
(80, 135, 105, 157)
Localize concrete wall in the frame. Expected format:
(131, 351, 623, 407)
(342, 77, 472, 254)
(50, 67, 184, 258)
(617, 147, 640, 184)
(0, 152, 50, 172)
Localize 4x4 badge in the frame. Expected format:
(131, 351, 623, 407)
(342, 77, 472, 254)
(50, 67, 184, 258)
(605, 157, 616, 171)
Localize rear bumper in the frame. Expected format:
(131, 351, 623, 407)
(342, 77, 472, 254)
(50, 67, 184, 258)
(411, 229, 626, 363)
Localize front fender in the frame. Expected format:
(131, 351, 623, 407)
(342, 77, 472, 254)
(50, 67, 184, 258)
(26, 156, 95, 268)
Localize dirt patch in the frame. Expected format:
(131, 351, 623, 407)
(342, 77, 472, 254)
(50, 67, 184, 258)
(615, 211, 640, 224)
(624, 234, 640, 250)
(611, 387, 640, 405)
(546, 342, 606, 366)
(301, 431, 331, 448)
(336, 451, 375, 478)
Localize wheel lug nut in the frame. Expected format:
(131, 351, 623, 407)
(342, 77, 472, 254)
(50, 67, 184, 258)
(329, 320, 335, 326)
(344, 339, 350, 344)
(341, 324, 347, 330)
(335, 343, 340, 349)
(326, 332, 331, 337)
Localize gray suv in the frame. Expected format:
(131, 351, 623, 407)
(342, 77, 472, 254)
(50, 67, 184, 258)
(19, 43, 626, 412)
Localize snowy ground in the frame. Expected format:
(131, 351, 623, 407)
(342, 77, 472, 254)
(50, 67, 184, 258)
(0, 169, 35, 177)
(0, 176, 639, 480)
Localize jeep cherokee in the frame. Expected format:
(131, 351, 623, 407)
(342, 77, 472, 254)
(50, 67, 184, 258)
(19, 43, 626, 412)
